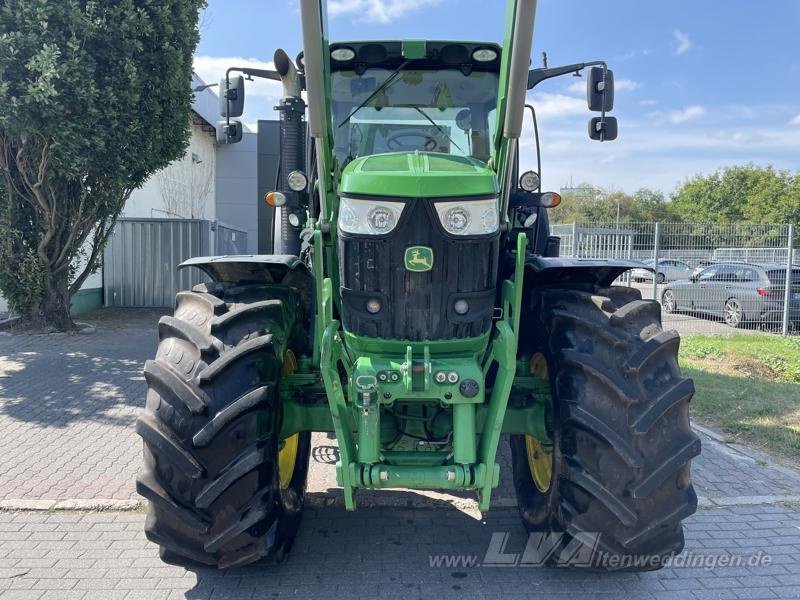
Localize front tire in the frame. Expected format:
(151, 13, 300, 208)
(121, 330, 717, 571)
(511, 285, 699, 570)
(137, 282, 312, 569)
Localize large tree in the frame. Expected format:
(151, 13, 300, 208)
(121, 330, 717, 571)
(0, 0, 205, 329)
(671, 164, 800, 225)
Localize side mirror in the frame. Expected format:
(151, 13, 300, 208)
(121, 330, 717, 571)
(219, 75, 245, 118)
(588, 116, 618, 141)
(587, 66, 614, 112)
(217, 120, 243, 145)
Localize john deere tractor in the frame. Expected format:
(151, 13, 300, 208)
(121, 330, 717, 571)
(137, 0, 699, 570)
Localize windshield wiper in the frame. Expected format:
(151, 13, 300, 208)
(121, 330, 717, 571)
(410, 106, 464, 154)
(338, 60, 410, 129)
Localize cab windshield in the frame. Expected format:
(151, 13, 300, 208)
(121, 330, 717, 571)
(331, 67, 499, 167)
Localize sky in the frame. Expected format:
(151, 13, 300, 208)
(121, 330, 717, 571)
(193, 0, 800, 195)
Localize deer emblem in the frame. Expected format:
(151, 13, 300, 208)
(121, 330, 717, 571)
(404, 246, 434, 272)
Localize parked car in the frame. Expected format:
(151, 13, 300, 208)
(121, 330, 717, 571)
(691, 260, 714, 278)
(661, 262, 800, 328)
(630, 259, 693, 283)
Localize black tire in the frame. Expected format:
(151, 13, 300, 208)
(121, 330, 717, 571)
(137, 281, 312, 569)
(511, 285, 699, 570)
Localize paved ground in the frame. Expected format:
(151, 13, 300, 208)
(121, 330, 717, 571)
(0, 505, 799, 600)
(627, 281, 766, 337)
(1, 308, 800, 598)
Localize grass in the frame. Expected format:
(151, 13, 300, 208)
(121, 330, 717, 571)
(680, 334, 800, 463)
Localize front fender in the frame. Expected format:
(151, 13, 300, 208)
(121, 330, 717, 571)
(524, 256, 647, 288)
(178, 254, 306, 284)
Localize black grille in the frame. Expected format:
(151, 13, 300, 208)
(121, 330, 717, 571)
(339, 197, 500, 340)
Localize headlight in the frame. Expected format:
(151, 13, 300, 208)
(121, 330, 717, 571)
(286, 170, 308, 192)
(434, 198, 499, 236)
(338, 196, 405, 235)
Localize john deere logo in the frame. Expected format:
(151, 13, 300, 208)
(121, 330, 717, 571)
(404, 246, 434, 272)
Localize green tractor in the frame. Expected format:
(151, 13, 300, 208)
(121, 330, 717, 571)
(137, 0, 699, 570)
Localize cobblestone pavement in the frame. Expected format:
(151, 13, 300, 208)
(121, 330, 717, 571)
(0, 505, 799, 599)
(1, 308, 800, 598)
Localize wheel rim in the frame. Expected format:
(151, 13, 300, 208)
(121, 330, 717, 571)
(663, 291, 674, 312)
(724, 299, 741, 326)
(278, 351, 299, 490)
(524, 353, 553, 493)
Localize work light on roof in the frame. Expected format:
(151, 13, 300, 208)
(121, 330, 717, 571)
(472, 48, 498, 62)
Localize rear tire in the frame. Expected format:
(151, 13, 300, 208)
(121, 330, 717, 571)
(137, 282, 312, 569)
(511, 285, 699, 570)
(724, 297, 744, 328)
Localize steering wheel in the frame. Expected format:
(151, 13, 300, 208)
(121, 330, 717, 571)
(386, 130, 438, 152)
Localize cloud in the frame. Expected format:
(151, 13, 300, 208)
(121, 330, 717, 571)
(528, 93, 587, 119)
(673, 29, 692, 55)
(791, 114, 800, 126)
(664, 105, 705, 124)
(566, 78, 639, 94)
(328, 0, 442, 23)
(193, 55, 282, 102)
(640, 99, 658, 106)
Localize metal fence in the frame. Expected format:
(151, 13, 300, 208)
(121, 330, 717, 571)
(103, 218, 248, 307)
(553, 222, 799, 336)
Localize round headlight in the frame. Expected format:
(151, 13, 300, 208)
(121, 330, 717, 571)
(287, 170, 308, 192)
(480, 208, 498, 233)
(367, 206, 396, 233)
(331, 47, 356, 62)
(472, 48, 498, 62)
(444, 206, 471, 234)
(339, 206, 358, 230)
(520, 170, 540, 192)
(454, 299, 469, 315)
(366, 298, 381, 314)
(288, 213, 301, 227)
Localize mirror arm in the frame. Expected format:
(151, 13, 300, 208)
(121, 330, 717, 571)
(527, 60, 605, 90)
(221, 66, 282, 141)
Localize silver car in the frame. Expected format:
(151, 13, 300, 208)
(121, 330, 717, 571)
(661, 262, 800, 328)
(630, 259, 693, 284)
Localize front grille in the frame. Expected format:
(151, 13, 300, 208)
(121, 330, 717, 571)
(339, 197, 500, 340)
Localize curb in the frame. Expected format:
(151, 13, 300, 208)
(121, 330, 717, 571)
(2, 493, 799, 514)
(0, 499, 144, 512)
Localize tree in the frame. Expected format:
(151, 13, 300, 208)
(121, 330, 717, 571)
(158, 134, 215, 219)
(671, 164, 799, 226)
(0, 0, 205, 330)
(549, 184, 681, 225)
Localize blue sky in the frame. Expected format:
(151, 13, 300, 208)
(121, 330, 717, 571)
(194, 0, 800, 194)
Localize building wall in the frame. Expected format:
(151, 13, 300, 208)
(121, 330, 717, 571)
(257, 121, 280, 254)
(123, 121, 217, 221)
(216, 131, 258, 253)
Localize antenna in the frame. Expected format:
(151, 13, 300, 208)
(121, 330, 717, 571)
(542, 51, 548, 69)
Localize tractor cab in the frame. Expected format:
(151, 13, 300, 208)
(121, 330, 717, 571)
(329, 41, 502, 166)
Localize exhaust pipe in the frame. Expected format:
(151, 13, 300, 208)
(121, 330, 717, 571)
(274, 48, 302, 100)
(274, 48, 305, 255)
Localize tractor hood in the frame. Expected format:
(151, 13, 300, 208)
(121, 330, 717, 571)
(339, 152, 499, 198)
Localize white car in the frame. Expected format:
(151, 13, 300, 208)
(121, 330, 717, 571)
(630, 259, 693, 284)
